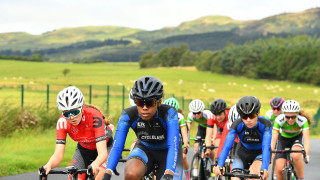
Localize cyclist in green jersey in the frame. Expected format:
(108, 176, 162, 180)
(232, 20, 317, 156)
(164, 97, 191, 180)
(265, 97, 285, 124)
(271, 100, 311, 180)
(187, 99, 213, 154)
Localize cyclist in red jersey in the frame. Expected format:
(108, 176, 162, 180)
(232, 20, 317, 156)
(204, 99, 229, 159)
(216, 105, 240, 157)
(41, 86, 109, 180)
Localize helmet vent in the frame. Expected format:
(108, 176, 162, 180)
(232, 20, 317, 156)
(73, 92, 78, 98)
(65, 96, 69, 106)
(71, 99, 77, 106)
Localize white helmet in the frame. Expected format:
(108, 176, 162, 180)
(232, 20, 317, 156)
(282, 100, 300, 113)
(129, 89, 136, 106)
(189, 99, 205, 113)
(228, 105, 240, 123)
(57, 86, 84, 111)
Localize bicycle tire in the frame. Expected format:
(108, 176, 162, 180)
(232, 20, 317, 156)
(271, 155, 277, 180)
(198, 158, 206, 180)
(203, 158, 215, 180)
(283, 168, 292, 180)
(190, 152, 201, 180)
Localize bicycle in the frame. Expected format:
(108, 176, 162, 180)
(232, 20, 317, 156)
(217, 167, 263, 180)
(39, 165, 94, 180)
(190, 136, 218, 180)
(271, 148, 308, 180)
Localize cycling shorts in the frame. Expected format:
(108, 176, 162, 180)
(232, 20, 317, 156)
(127, 140, 168, 179)
(275, 132, 303, 160)
(232, 142, 262, 170)
(195, 125, 206, 143)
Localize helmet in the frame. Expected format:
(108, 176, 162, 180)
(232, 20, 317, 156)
(210, 98, 226, 114)
(189, 99, 205, 113)
(270, 97, 285, 108)
(228, 105, 240, 123)
(236, 96, 261, 115)
(129, 89, 135, 106)
(57, 86, 84, 111)
(282, 100, 300, 113)
(164, 97, 180, 110)
(131, 76, 163, 100)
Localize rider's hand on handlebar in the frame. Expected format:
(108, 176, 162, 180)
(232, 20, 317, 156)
(213, 166, 223, 176)
(261, 169, 269, 180)
(203, 149, 210, 158)
(304, 155, 309, 164)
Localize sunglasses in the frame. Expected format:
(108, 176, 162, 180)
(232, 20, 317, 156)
(135, 99, 158, 108)
(193, 112, 201, 115)
(285, 115, 297, 119)
(272, 107, 281, 111)
(63, 107, 82, 119)
(240, 113, 258, 120)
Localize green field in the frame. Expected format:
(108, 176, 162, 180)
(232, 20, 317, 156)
(0, 60, 319, 176)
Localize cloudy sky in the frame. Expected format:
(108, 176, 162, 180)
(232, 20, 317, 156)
(1, 0, 319, 35)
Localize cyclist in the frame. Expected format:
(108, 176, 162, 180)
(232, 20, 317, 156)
(213, 96, 271, 180)
(205, 99, 229, 159)
(164, 97, 190, 180)
(41, 86, 109, 180)
(214, 105, 240, 158)
(103, 76, 181, 180)
(265, 97, 285, 124)
(271, 100, 311, 180)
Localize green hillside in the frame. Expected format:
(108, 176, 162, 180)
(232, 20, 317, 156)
(0, 26, 144, 51)
(0, 8, 320, 62)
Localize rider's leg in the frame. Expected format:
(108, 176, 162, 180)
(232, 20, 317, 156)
(291, 145, 304, 179)
(275, 158, 286, 180)
(125, 159, 146, 180)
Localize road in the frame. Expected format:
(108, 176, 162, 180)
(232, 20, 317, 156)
(1, 139, 319, 180)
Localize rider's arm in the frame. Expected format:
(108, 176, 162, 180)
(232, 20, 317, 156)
(181, 126, 189, 150)
(105, 112, 131, 174)
(212, 124, 217, 143)
(205, 117, 214, 147)
(271, 119, 281, 150)
(44, 144, 65, 174)
(302, 129, 310, 155)
(261, 125, 272, 170)
(186, 114, 192, 130)
(165, 108, 180, 174)
(217, 128, 236, 167)
(91, 140, 108, 174)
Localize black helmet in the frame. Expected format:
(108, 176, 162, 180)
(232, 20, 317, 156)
(236, 96, 261, 115)
(210, 99, 226, 114)
(131, 76, 163, 100)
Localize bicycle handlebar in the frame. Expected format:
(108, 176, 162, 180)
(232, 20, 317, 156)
(271, 148, 308, 164)
(217, 167, 263, 179)
(39, 165, 94, 180)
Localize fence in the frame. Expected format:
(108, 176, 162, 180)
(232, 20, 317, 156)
(0, 83, 319, 128)
(0, 84, 194, 116)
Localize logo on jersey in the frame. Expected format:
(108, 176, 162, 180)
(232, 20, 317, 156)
(71, 126, 79, 134)
(57, 118, 67, 130)
(140, 134, 165, 140)
(154, 122, 160, 128)
(137, 122, 145, 128)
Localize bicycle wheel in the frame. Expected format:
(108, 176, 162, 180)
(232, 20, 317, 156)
(283, 168, 292, 180)
(190, 152, 201, 180)
(202, 158, 215, 180)
(271, 155, 277, 180)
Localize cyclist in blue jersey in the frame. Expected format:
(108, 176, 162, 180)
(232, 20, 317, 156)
(102, 76, 181, 180)
(213, 96, 271, 180)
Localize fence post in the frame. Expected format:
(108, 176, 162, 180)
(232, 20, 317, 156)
(47, 84, 49, 111)
(122, 85, 125, 110)
(21, 84, 24, 108)
(107, 85, 109, 116)
(182, 96, 184, 111)
(89, 85, 92, 104)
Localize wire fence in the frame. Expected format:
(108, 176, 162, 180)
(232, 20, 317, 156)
(0, 83, 318, 128)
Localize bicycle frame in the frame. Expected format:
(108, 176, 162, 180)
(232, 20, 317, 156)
(39, 165, 94, 180)
(271, 148, 307, 180)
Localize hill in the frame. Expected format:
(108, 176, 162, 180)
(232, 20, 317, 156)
(0, 8, 319, 62)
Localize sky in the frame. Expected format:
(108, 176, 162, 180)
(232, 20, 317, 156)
(1, 0, 320, 35)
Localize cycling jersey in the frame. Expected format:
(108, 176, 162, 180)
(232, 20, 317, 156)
(207, 109, 230, 139)
(56, 107, 106, 150)
(186, 110, 212, 128)
(272, 114, 309, 138)
(217, 120, 239, 157)
(218, 117, 272, 170)
(265, 110, 281, 123)
(106, 104, 180, 173)
(178, 112, 187, 130)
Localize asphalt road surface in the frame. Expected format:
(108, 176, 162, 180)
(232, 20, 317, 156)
(1, 139, 319, 180)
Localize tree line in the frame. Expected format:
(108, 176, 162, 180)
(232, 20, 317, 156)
(139, 35, 320, 85)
